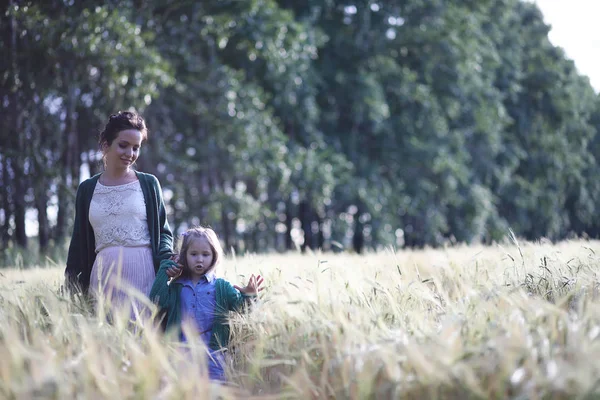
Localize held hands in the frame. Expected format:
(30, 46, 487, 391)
(234, 274, 265, 296)
(166, 254, 182, 280)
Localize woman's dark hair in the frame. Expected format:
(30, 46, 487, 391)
(99, 111, 148, 148)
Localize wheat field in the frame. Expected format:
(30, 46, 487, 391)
(1, 239, 600, 399)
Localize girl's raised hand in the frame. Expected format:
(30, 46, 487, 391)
(234, 274, 264, 295)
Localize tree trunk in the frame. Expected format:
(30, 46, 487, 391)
(12, 93, 26, 248)
(251, 228, 258, 253)
(285, 200, 293, 250)
(12, 159, 27, 248)
(55, 178, 68, 242)
(66, 81, 80, 190)
(6, 0, 24, 248)
(317, 213, 325, 250)
(352, 216, 364, 254)
(55, 77, 79, 244)
(352, 204, 364, 254)
(35, 179, 49, 252)
(31, 122, 50, 252)
(88, 149, 101, 177)
(221, 206, 231, 253)
(299, 200, 313, 252)
(55, 130, 71, 243)
(1, 156, 12, 247)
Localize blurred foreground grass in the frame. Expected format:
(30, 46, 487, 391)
(1, 239, 600, 399)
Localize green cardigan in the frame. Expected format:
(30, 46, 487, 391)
(64, 171, 173, 294)
(150, 259, 252, 351)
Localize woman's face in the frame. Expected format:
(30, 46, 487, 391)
(103, 129, 142, 171)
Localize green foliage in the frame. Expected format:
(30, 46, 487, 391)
(2, 0, 600, 260)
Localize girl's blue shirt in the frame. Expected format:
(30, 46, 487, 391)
(178, 274, 225, 380)
(178, 275, 217, 346)
(150, 259, 254, 351)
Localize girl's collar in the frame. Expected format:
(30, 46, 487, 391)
(177, 271, 217, 285)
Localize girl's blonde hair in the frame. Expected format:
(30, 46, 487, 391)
(178, 226, 224, 277)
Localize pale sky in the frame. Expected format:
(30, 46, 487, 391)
(533, 0, 600, 92)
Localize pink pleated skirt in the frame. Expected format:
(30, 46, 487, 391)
(89, 246, 155, 319)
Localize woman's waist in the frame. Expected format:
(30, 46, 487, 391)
(96, 244, 152, 255)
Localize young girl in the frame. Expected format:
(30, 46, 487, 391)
(150, 226, 263, 381)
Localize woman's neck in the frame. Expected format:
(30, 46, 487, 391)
(101, 167, 135, 185)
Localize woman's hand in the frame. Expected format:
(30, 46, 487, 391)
(234, 274, 264, 295)
(166, 266, 182, 279)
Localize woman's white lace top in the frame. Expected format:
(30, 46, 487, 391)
(89, 180, 151, 252)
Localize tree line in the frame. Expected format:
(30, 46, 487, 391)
(2, 0, 600, 265)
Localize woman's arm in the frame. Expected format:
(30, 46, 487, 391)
(64, 182, 87, 292)
(149, 259, 178, 308)
(154, 176, 174, 262)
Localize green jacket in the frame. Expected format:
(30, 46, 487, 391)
(150, 259, 252, 351)
(64, 171, 173, 293)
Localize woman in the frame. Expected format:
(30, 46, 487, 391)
(65, 111, 173, 315)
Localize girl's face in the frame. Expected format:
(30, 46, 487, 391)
(185, 236, 215, 280)
(103, 129, 142, 172)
